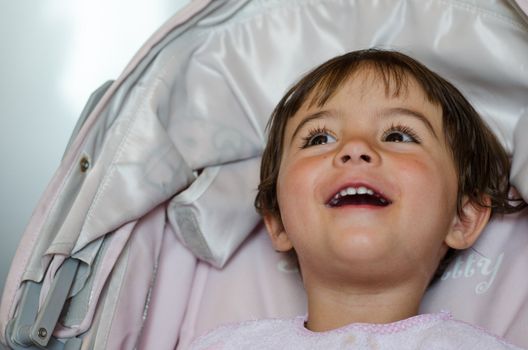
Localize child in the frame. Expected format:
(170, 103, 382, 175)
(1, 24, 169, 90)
(189, 49, 526, 349)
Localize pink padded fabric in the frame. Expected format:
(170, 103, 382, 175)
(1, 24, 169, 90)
(188, 312, 523, 349)
(515, 0, 528, 15)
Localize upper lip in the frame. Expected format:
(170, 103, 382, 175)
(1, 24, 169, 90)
(325, 180, 393, 206)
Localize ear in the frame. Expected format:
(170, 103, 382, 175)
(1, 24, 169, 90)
(263, 212, 294, 252)
(445, 196, 492, 250)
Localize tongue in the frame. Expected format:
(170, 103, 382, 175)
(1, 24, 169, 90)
(334, 194, 385, 207)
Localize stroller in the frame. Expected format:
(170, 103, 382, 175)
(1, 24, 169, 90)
(1, 0, 528, 348)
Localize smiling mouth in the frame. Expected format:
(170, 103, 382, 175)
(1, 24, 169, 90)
(327, 186, 392, 207)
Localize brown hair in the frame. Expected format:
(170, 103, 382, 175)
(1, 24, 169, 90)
(255, 49, 526, 222)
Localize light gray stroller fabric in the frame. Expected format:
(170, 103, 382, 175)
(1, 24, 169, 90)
(1, 0, 528, 349)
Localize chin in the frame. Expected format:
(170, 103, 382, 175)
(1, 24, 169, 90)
(333, 240, 392, 267)
(337, 229, 390, 255)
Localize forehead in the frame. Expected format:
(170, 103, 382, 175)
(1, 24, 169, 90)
(291, 67, 439, 122)
(310, 66, 427, 109)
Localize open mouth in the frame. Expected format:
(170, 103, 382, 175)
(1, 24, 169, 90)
(327, 186, 392, 207)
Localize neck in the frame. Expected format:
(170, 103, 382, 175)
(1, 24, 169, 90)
(304, 278, 425, 332)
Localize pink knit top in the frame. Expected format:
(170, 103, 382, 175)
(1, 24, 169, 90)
(189, 312, 524, 349)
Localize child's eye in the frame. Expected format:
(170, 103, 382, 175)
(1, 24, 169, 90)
(302, 127, 337, 148)
(382, 124, 421, 143)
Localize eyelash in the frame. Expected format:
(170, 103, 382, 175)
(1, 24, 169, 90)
(301, 126, 334, 149)
(300, 123, 421, 148)
(383, 123, 422, 143)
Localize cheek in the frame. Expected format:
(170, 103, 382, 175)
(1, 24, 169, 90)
(277, 156, 321, 196)
(396, 155, 457, 209)
(395, 156, 458, 254)
(276, 158, 321, 225)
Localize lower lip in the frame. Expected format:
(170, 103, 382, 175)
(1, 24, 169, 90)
(327, 204, 389, 210)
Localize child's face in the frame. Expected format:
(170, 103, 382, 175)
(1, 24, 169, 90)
(265, 68, 466, 287)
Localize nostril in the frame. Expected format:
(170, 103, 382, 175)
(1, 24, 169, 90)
(341, 155, 351, 163)
(360, 154, 371, 162)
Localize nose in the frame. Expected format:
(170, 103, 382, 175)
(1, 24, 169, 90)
(334, 138, 380, 167)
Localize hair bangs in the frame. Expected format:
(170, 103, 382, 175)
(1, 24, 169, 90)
(305, 60, 413, 111)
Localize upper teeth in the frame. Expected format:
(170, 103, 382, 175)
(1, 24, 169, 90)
(337, 186, 374, 198)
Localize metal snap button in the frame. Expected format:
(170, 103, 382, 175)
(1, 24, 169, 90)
(37, 327, 48, 339)
(80, 157, 90, 172)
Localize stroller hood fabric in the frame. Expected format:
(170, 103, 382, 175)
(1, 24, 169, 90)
(1, 0, 528, 348)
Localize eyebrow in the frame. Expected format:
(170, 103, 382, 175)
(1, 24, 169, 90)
(380, 107, 438, 139)
(290, 111, 335, 143)
(289, 107, 438, 144)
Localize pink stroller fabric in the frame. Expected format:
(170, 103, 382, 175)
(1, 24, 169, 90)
(1, 0, 528, 349)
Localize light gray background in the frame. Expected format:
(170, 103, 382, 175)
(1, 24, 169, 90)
(0, 0, 190, 313)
